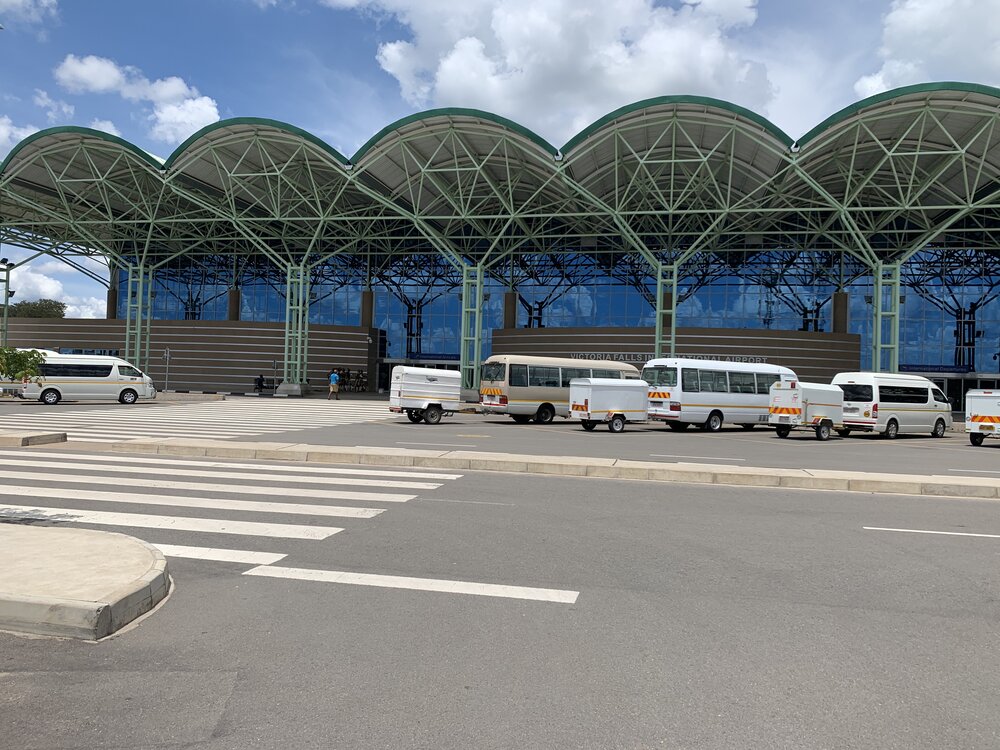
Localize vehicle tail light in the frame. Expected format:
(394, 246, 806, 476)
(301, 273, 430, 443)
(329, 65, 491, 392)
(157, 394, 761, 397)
(584, 398, 589, 411)
(499, 395, 508, 406)
(872, 403, 879, 417)
(670, 401, 681, 411)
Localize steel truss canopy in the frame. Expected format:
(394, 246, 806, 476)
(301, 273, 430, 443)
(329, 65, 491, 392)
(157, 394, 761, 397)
(4, 81, 1000, 385)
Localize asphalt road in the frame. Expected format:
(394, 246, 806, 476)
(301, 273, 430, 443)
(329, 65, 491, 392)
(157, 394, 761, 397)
(2, 448, 999, 748)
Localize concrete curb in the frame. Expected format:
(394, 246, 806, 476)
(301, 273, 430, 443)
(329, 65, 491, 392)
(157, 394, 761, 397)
(0, 431, 67, 447)
(63, 435, 1000, 500)
(0, 529, 170, 640)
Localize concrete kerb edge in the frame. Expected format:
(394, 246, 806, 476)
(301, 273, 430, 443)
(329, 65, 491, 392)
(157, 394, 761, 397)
(99, 438, 1000, 500)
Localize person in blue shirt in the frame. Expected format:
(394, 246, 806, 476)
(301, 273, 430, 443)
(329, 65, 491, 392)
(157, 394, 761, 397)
(327, 369, 340, 400)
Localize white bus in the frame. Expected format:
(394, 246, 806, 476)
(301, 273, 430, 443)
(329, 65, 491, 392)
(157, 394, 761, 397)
(479, 355, 640, 424)
(23, 353, 156, 405)
(831, 371, 952, 438)
(642, 357, 797, 431)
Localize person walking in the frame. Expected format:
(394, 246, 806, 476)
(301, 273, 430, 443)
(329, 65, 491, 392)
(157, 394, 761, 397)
(327, 368, 340, 400)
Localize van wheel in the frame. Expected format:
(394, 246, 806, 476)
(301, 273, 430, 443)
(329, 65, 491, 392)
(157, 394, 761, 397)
(534, 404, 555, 425)
(882, 419, 899, 439)
(405, 410, 423, 423)
(41, 389, 60, 406)
(970, 432, 986, 447)
(775, 426, 791, 438)
(739, 423, 756, 430)
(815, 423, 832, 441)
(608, 415, 626, 433)
(703, 411, 724, 432)
(581, 420, 596, 431)
(836, 428, 851, 438)
(423, 405, 442, 425)
(667, 422, 689, 431)
(119, 389, 138, 405)
(932, 419, 947, 438)
(511, 415, 532, 424)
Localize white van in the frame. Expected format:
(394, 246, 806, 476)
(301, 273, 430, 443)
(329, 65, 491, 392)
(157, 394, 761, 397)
(22, 353, 156, 405)
(831, 372, 951, 438)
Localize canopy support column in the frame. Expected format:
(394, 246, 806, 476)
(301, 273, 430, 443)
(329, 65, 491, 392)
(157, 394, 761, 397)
(124, 265, 152, 372)
(871, 261, 901, 373)
(1, 262, 11, 349)
(460, 264, 484, 390)
(654, 263, 681, 357)
(279, 264, 310, 395)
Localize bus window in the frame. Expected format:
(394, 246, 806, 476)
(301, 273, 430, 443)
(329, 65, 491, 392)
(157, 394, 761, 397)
(642, 366, 677, 387)
(510, 364, 528, 387)
(529, 366, 560, 388)
(699, 370, 728, 392)
(481, 361, 506, 382)
(592, 369, 621, 379)
(561, 367, 591, 387)
(755, 373, 779, 395)
(681, 368, 700, 392)
(729, 371, 755, 394)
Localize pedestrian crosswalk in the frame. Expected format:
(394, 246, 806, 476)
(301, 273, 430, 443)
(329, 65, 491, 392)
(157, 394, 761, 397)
(0, 398, 394, 443)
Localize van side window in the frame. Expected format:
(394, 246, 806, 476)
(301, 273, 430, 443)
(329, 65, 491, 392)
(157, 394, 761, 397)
(932, 388, 948, 403)
(561, 368, 591, 387)
(880, 385, 929, 404)
(699, 370, 728, 393)
(729, 372, 756, 394)
(40, 363, 113, 378)
(118, 366, 142, 378)
(681, 368, 700, 392)
(756, 374, 779, 395)
(509, 364, 528, 387)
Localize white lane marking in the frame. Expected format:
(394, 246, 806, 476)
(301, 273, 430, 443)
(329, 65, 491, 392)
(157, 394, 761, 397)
(0, 469, 415, 503)
(421, 498, 516, 507)
(152, 544, 287, 565)
(0, 485, 383, 518)
(0, 450, 463, 480)
(0, 457, 441, 490)
(0, 505, 342, 539)
(649, 454, 747, 462)
(395, 442, 478, 448)
(243, 565, 579, 603)
(863, 526, 1000, 539)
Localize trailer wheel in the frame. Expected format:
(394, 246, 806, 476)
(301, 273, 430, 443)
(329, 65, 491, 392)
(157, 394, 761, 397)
(667, 422, 689, 431)
(608, 415, 626, 433)
(970, 432, 985, 447)
(703, 411, 724, 432)
(405, 410, 423, 423)
(511, 414, 532, 424)
(836, 428, 851, 437)
(423, 405, 443, 425)
(581, 420, 596, 431)
(775, 425, 791, 439)
(931, 419, 947, 438)
(815, 422, 832, 441)
(534, 404, 555, 425)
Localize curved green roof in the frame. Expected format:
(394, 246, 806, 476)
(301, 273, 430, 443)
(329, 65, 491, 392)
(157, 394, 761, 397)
(797, 81, 1000, 148)
(164, 117, 350, 168)
(562, 95, 795, 154)
(351, 107, 559, 163)
(0, 125, 165, 174)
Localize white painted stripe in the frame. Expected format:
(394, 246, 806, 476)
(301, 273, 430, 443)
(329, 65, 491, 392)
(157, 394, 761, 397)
(0, 457, 442, 490)
(395, 441, 478, 448)
(649, 454, 747, 462)
(0, 485, 384, 518)
(152, 543, 287, 565)
(0, 450, 463, 481)
(243, 565, 579, 603)
(0, 469, 415, 503)
(863, 526, 1000, 539)
(0, 505, 342, 539)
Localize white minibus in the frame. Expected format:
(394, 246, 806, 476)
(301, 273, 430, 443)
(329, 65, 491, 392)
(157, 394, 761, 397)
(479, 355, 640, 423)
(22, 353, 156, 405)
(831, 372, 951, 438)
(642, 357, 797, 431)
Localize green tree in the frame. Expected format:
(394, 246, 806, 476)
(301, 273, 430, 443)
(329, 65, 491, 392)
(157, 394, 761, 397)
(9, 299, 66, 318)
(0, 347, 45, 382)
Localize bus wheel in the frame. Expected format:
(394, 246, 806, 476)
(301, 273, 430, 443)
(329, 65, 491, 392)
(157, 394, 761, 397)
(931, 419, 947, 438)
(667, 422, 689, 431)
(836, 428, 851, 437)
(511, 414, 532, 424)
(775, 426, 791, 438)
(119, 389, 138, 405)
(881, 419, 899, 439)
(423, 405, 443, 425)
(739, 423, 756, 430)
(581, 420, 596, 431)
(41, 389, 60, 406)
(970, 432, 985, 447)
(815, 423, 832, 441)
(405, 410, 423, 423)
(704, 411, 723, 432)
(534, 404, 555, 424)
(608, 415, 626, 433)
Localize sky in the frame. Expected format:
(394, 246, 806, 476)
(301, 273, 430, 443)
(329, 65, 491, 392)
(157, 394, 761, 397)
(1, 0, 999, 316)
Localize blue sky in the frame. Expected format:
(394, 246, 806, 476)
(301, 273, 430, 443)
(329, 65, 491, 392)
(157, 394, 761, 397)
(1, 0, 999, 315)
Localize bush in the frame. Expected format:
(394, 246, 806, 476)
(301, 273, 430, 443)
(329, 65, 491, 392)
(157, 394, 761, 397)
(0, 347, 45, 381)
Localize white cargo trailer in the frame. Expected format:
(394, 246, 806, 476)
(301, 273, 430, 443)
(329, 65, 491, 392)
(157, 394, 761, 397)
(568, 378, 650, 433)
(388, 366, 461, 425)
(769, 381, 844, 441)
(964, 389, 1000, 446)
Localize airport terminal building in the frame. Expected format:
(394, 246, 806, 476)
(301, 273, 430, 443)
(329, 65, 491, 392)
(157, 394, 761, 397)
(4, 82, 1000, 404)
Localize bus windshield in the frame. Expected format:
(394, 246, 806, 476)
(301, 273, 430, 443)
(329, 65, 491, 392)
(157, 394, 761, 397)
(641, 366, 677, 387)
(481, 361, 506, 383)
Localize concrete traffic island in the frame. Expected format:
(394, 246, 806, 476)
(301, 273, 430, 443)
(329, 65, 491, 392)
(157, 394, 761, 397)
(0, 430, 67, 447)
(0, 525, 170, 640)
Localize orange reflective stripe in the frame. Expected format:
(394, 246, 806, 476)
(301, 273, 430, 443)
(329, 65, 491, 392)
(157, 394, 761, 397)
(970, 414, 1000, 423)
(480, 387, 503, 396)
(571, 403, 588, 411)
(647, 391, 671, 399)
(768, 406, 802, 415)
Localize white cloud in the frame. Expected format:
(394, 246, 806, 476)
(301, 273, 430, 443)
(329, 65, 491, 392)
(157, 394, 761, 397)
(326, 0, 773, 145)
(0, 0, 57, 23)
(9, 264, 106, 318)
(88, 118, 121, 137)
(63, 296, 106, 318)
(54, 54, 220, 144)
(0, 114, 38, 157)
(855, 0, 1000, 98)
(32, 89, 74, 123)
